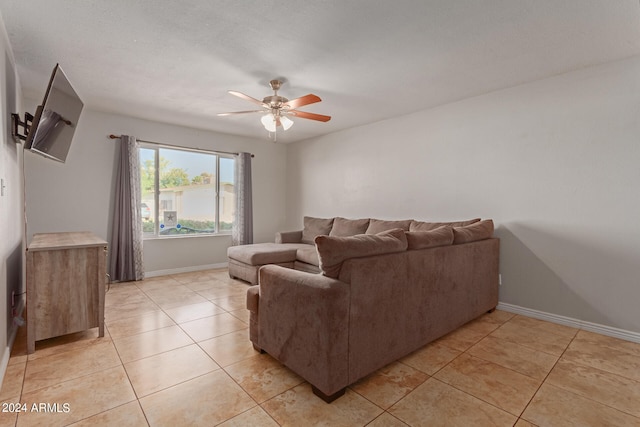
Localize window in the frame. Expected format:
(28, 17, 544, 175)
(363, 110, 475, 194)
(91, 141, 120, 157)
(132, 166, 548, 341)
(140, 144, 235, 238)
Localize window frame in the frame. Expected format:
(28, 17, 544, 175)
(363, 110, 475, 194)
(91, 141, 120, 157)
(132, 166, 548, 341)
(139, 142, 235, 239)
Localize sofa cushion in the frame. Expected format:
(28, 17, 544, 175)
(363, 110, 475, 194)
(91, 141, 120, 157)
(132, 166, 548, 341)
(453, 219, 494, 244)
(315, 229, 408, 278)
(227, 243, 304, 265)
(365, 219, 412, 234)
(296, 246, 320, 266)
(409, 218, 481, 232)
(405, 225, 454, 250)
(301, 216, 334, 244)
(330, 217, 370, 237)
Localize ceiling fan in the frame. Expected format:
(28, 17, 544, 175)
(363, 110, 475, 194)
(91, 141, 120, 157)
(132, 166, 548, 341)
(218, 79, 331, 140)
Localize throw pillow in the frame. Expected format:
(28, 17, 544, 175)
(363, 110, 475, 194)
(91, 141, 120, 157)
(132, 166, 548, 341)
(405, 225, 454, 250)
(301, 216, 334, 244)
(315, 228, 408, 278)
(452, 219, 494, 244)
(409, 218, 481, 232)
(365, 218, 412, 234)
(329, 217, 370, 237)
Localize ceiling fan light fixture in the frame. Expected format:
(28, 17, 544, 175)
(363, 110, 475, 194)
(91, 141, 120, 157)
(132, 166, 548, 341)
(280, 115, 294, 130)
(261, 114, 277, 132)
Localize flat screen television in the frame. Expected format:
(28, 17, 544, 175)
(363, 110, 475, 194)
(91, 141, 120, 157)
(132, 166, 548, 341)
(24, 64, 84, 163)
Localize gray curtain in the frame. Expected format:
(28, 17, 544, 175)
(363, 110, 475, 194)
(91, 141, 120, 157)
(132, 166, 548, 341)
(232, 152, 253, 245)
(109, 135, 144, 281)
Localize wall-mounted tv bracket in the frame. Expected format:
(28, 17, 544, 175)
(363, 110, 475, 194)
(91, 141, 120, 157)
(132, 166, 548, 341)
(11, 112, 33, 143)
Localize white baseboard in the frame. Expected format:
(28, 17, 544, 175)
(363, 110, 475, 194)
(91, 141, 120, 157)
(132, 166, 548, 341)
(497, 302, 640, 344)
(144, 262, 229, 278)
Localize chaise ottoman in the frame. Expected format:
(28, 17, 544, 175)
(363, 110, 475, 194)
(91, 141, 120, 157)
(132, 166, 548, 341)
(227, 243, 308, 284)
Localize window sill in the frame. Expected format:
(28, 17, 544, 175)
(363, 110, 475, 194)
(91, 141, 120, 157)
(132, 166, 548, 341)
(143, 233, 232, 241)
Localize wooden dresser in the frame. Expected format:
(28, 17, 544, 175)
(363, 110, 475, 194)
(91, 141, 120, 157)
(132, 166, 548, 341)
(26, 231, 107, 353)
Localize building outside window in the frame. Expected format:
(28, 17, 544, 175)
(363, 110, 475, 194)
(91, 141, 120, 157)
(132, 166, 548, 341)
(140, 145, 235, 237)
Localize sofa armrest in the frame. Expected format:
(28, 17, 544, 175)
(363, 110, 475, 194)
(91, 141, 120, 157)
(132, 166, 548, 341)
(275, 230, 303, 244)
(256, 265, 350, 396)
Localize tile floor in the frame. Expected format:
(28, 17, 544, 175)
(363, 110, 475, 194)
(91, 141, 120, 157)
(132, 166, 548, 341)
(1, 268, 640, 426)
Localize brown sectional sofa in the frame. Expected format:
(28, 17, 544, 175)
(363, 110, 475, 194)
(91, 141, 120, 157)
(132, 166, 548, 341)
(236, 216, 500, 402)
(227, 216, 482, 283)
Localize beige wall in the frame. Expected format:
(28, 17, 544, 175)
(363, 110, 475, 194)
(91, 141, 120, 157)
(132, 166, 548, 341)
(285, 55, 640, 333)
(0, 12, 24, 382)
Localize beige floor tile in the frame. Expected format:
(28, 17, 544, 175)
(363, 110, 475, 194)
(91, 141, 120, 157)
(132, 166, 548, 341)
(139, 370, 255, 426)
(468, 335, 559, 380)
(163, 301, 226, 324)
(105, 285, 150, 307)
(400, 341, 462, 375)
(17, 366, 136, 427)
(125, 344, 220, 397)
(490, 320, 574, 356)
(179, 313, 247, 342)
(28, 329, 108, 361)
(366, 412, 409, 427)
(183, 279, 223, 292)
(509, 315, 578, 339)
(459, 316, 503, 336)
(575, 330, 640, 357)
(562, 331, 640, 382)
(514, 419, 537, 427)
(144, 287, 209, 310)
(546, 359, 640, 417)
(104, 300, 161, 323)
(106, 310, 175, 339)
(169, 270, 219, 284)
(210, 295, 247, 311)
(482, 309, 516, 325)
(350, 362, 429, 409)
(435, 324, 489, 352)
(434, 353, 541, 416)
(388, 378, 517, 427)
(262, 384, 383, 426)
(217, 406, 279, 427)
(229, 308, 250, 324)
(68, 401, 148, 426)
(0, 360, 25, 401)
(23, 340, 121, 394)
(0, 399, 18, 427)
(9, 327, 28, 363)
(195, 283, 247, 300)
(134, 278, 182, 292)
(225, 354, 304, 403)
(522, 383, 640, 427)
(198, 329, 259, 367)
(113, 325, 193, 363)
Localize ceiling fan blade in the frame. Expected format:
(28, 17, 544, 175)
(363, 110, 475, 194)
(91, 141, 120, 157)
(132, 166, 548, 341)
(217, 110, 265, 116)
(283, 94, 321, 109)
(289, 110, 332, 122)
(228, 91, 267, 107)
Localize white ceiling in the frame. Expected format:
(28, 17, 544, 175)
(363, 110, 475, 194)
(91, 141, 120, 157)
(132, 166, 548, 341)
(2, 0, 640, 143)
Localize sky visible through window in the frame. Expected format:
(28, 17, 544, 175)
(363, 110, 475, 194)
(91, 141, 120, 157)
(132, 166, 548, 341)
(140, 148, 234, 183)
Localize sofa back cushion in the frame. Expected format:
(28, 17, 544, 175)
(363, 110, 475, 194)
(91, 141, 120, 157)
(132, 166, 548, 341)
(301, 216, 334, 244)
(453, 219, 494, 244)
(315, 228, 408, 278)
(409, 218, 481, 231)
(365, 219, 412, 234)
(329, 217, 370, 237)
(405, 225, 454, 250)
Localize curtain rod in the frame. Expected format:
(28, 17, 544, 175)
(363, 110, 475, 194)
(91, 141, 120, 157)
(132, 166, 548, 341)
(108, 134, 254, 158)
